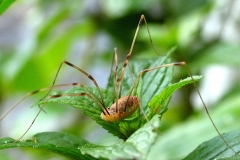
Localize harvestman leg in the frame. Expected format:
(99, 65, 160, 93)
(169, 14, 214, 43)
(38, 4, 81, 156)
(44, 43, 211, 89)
(0, 62, 113, 141)
(108, 14, 159, 113)
(39, 15, 154, 110)
(115, 15, 160, 95)
(11, 79, 111, 142)
(40, 60, 106, 109)
(103, 17, 240, 155)
(36, 15, 151, 115)
(1, 14, 237, 155)
(40, 15, 158, 115)
(0, 84, 80, 121)
(126, 61, 238, 155)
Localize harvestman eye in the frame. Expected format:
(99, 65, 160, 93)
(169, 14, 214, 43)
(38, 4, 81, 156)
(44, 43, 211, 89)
(0, 14, 238, 156)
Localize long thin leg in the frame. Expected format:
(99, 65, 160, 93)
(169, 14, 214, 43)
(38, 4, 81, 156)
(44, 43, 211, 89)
(39, 60, 106, 109)
(116, 15, 160, 84)
(111, 15, 237, 154)
(128, 62, 238, 155)
(0, 84, 75, 121)
(113, 47, 135, 113)
(113, 48, 119, 113)
(0, 81, 109, 121)
(15, 91, 102, 142)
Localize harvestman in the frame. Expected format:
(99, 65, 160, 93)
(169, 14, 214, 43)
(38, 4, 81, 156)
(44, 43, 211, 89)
(0, 15, 238, 155)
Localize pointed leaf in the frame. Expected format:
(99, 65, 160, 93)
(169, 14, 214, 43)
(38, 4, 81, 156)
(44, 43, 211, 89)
(147, 75, 203, 120)
(80, 114, 161, 159)
(0, 132, 94, 160)
(41, 54, 173, 139)
(184, 130, 240, 160)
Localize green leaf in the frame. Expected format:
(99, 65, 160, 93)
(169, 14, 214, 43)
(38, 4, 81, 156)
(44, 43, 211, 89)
(80, 114, 160, 159)
(0, 54, 205, 159)
(147, 75, 203, 120)
(107, 50, 173, 109)
(42, 54, 174, 140)
(147, 90, 240, 159)
(38, 50, 203, 141)
(184, 130, 240, 160)
(44, 86, 122, 138)
(0, 0, 15, 15)
(0, 115, 160, 159)
(0, 132, 94, 160)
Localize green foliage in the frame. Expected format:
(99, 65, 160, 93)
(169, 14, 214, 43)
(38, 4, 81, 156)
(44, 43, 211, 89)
(0, 53, 206, 159)
(39, 54, 173, 140)
(80, 115, 160, 159)
(184, 130, 240, 160)
(147, 75, 203, 120)
(148, 92, 240, 159)
(0, 0, 15, 15)
(0, 132, 93, 160)
(0, 115, 160, 160)
(1, 0, 240, 159)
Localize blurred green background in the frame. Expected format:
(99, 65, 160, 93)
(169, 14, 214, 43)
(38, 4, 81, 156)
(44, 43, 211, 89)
(0, 0, 240, 159)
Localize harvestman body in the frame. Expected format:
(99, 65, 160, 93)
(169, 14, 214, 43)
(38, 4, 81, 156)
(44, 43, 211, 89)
(0, 15, 238, 155)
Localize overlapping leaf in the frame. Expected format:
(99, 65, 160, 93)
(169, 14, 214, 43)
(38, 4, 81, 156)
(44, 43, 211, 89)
(42, 54, 174, 139)
(1, 50, 224, 159)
